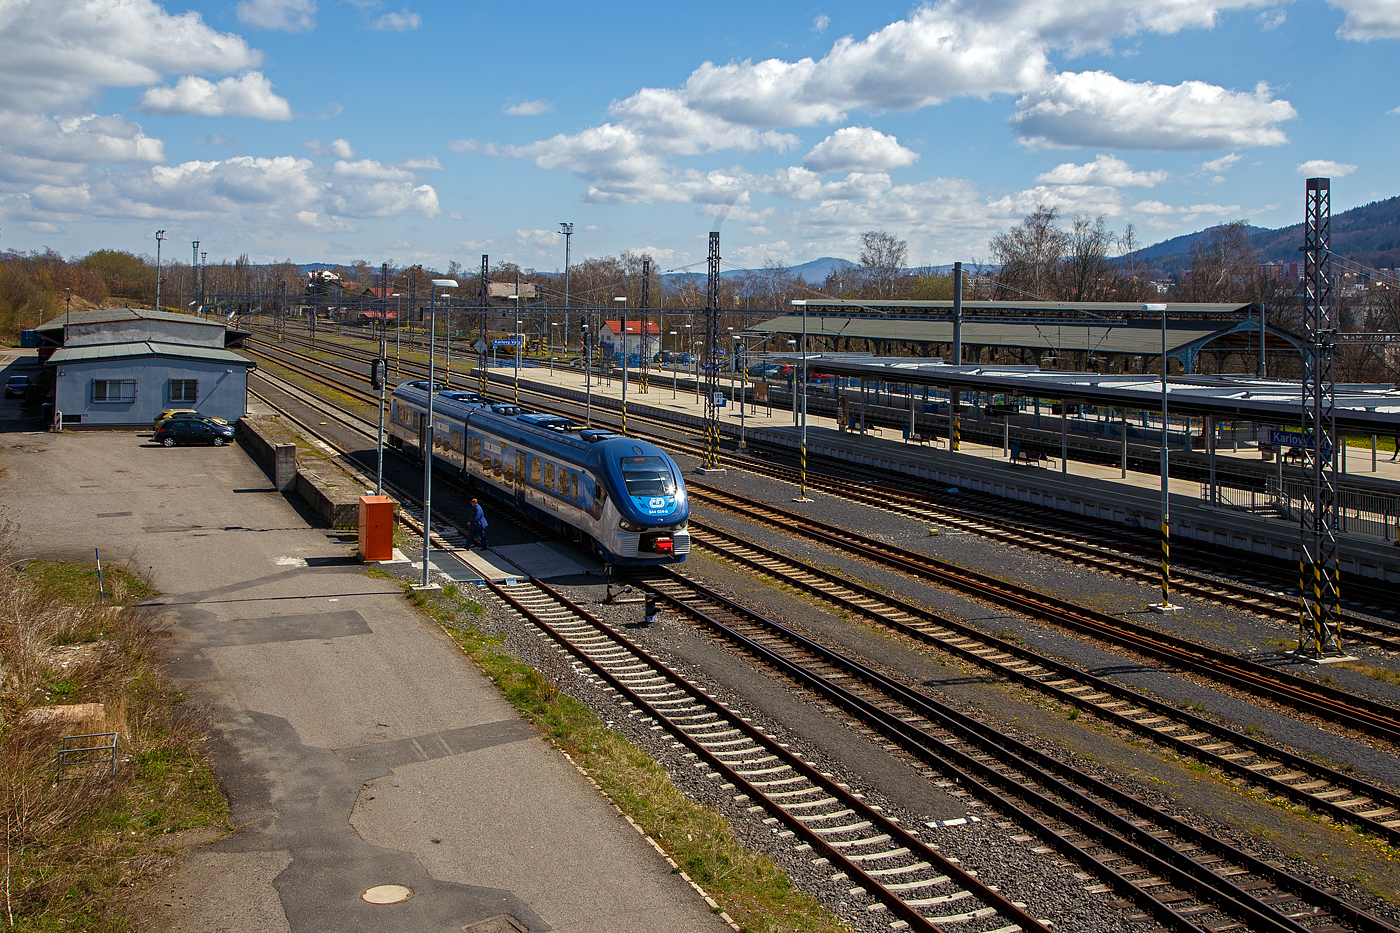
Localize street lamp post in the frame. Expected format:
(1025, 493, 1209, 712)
(733, 333, 746, 450)
(1146, 303, 1177, 613)
(154, 230, 165, 312)
(582, 321, 592, 427)
(615, 296, 627, 435)
(416, 278, 458, 592)
(670, 330, 679, 399)
(506, 294, 523, 403)
(791, 300, 811, 501)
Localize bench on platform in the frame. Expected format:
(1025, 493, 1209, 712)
(904, 429, 936, 446)
(1009, 441, 1049, 466)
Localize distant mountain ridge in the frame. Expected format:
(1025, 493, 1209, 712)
(1131, 194, 1400, 274)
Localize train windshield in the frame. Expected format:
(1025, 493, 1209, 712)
(619, 456, 676, 497)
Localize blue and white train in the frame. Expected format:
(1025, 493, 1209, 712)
(387, 382, 690, 565)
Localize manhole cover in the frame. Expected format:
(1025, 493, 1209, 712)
(361, 884, 413, 905)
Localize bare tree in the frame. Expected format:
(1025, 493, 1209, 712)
(858, 230, 908, 298)
(1053, 214, 1117, 301)
(989, 205, 1069, 299)
(1178, 221, 1257, 302)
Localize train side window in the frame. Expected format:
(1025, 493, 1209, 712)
(571, 471, 578, 500)
(492, 457, 502, 478)
(530, 457, 541, 484)
(542, 461, 555, 489)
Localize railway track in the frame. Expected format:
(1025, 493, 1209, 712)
(631, 565, 1399, 933)
(678, 518, 1400, 845)
(494, 579, 1050, 933)
(687, 485, 1400, 748)
(243, 333, 1400, 749)
(247, 368, 1046, 931)
(247, 360, 1400, 932)
(242, 328, 1400, 649)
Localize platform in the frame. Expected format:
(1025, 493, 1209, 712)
(492, 363, 1400, 583)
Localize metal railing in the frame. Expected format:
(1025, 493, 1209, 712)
(1207, 478, 1400, 542)
(57, 732, 118, 781)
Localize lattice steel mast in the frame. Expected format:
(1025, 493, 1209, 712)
(478, 254, 490, 398)
(1299, 177, 1342, 655)
(640, 258, 650, 394)
(703, 232, 721, 468)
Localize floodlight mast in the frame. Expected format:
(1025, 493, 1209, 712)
(1145, 303, 1177, 614)
(154, 230, 166, 312)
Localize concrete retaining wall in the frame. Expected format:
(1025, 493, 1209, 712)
(751, 425, 1400, 583)
(237, 417, 362, 529)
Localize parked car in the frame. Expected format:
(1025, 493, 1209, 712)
(5, 375, 32, 399)
(154, 418, 235, 447)
(154, 408, 230, 430)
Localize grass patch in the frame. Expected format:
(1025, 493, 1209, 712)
(18, 560, 156, 611)
(0, 532, 227, 931)
(1339, 661, 1400, 687)
(394, 577, 848, 933)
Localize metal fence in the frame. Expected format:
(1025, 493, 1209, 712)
(1206, 478, 1400, 542)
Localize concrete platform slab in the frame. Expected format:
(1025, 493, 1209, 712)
(0, 429, 733, 933)
(493, 541, 597, 580)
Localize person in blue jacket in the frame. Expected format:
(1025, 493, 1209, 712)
(467, 498, 488, 549)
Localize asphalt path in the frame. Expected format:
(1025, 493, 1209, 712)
(0, 423, 730, 933)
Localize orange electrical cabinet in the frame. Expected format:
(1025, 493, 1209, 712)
(358, 495, 395, 561)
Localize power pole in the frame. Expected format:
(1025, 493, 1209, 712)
(1298, 177, 1343, 657)
(640, 258, 650, 394)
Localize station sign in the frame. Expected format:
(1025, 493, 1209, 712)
(1270, 428, 1333, 459)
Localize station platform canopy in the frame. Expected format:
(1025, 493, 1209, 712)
(764, 352, 1400, 436)
(754, 301, 1291, 375)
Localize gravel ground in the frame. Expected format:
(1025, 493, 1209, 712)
(376, 509, 1400, 933)
(692, 447, 1400, 785)
(260, 359, 1400, 928)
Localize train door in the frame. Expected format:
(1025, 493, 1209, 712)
(417, 412, 429, 458)
(515, 449, 526, 502)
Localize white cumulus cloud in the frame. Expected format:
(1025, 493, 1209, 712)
(374, 8, 421, 32)
(802, 127, 919, 173)
(0, 113, 165, 184)
(236, 0, 316, 32)
(24, 155, 439, 225)
(1327, 0, 1400, 40)
(1034, 154, 1168, 186)
(503, 99, 555, 116)
(139, 72, 292, 120)
(306, 138, 355, 158)
(1196, 152, 1243, 174)
(0, 0, 261, 112)
(1295, 159, 1358, 177)
(1011, 72, 1296, 149)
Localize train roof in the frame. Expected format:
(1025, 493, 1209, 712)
(393, 381, 640, 455)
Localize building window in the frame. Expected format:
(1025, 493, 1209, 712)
(92, 380, 136, 402)
(170, 379, 198, 402)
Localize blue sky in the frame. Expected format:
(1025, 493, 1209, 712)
(1, 0, 1397, 273)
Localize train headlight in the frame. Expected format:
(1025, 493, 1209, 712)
(670, 521, 688, 533)
(619, 519, 642, 533)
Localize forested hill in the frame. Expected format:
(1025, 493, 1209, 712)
(1139, 193, 1400, 274)
(1248, 194, 1400, 269)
